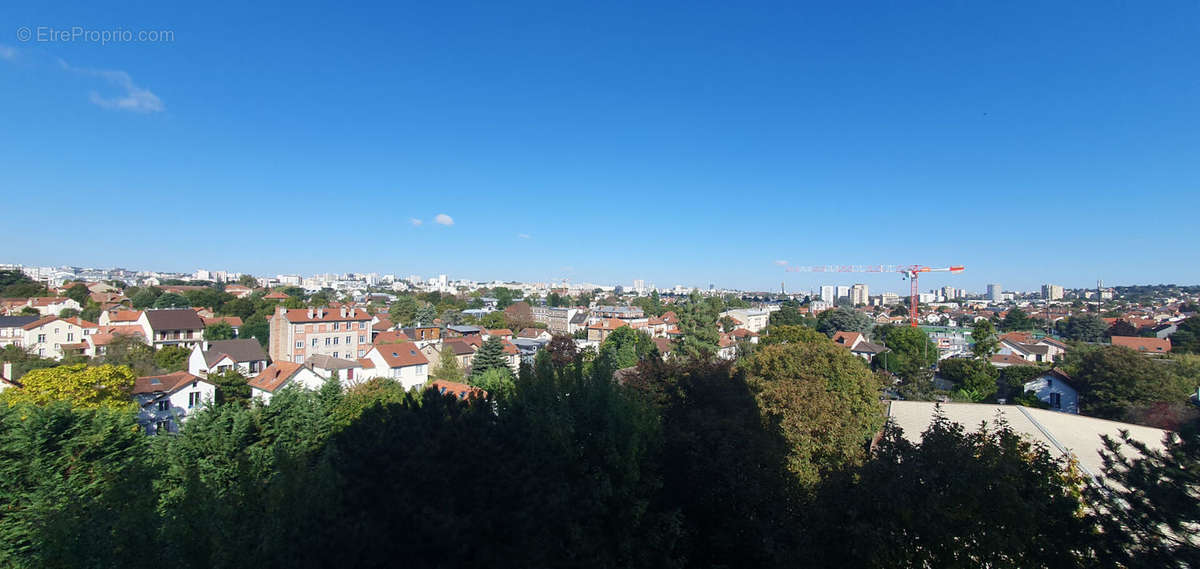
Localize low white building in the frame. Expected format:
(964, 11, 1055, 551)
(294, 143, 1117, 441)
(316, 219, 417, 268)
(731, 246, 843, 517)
(248, 362, 327, 404)
(361, 342, 430, 389)
(719, 309, 770, 333)
(187, 339, 269, 378)
(133, 371, 217, 435)
(1022, 369, 1079, 414)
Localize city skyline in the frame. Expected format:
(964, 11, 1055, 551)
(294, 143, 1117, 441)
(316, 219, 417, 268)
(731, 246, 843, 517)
(1, 258, 1171, 297)
(3, 3, 1198, 291)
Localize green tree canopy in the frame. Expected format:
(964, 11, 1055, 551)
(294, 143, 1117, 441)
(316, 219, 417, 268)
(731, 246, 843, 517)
(873, 325, 938, 381)
(1001, 307, 1035, 331)
(1055, 314, 1108, 342)
(761, 324, 826, 346)
(63, 283, 90, 305)
(742, 341, 885, 487)
(433, 347, 463, 383)
(153, 292, 190, 309)
(205, 321, 235, 341)
(815, 307, 873, 337)
(970, 319, 999, 359)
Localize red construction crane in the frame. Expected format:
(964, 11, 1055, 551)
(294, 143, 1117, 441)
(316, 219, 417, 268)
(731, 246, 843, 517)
(784, 264, 965, 327)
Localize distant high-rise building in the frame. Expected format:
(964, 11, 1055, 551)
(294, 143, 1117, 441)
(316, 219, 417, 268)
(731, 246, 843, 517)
(633, 279, 645, 293)
(820, 285, 835, 304)
(941, 285, 958, 300)
(987, 283, 1002, 301)
(850, 283, 869, 306)
(835, 285, 850, 300)
(1041, 284, 1064, 300)
(881, 292, 900, 306)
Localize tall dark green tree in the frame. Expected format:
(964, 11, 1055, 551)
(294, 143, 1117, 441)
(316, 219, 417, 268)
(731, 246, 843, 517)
(469, 337, 510, 379)
(1090, 429, 1200, 567)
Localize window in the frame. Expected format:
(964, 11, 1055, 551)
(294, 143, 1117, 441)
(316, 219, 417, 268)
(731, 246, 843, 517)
(346, 369, 354, 380)
(333, 322, 340, 331)
(294, 355, 303, 363)
(312, 338, 318, 347)
(333, 352, 339, 358)
(157, 400, 170, 411)
(359, 322, 366, 330)
(296, 341, 303, 348)
(359, 335, 365, 343)
(333, 337, 339, 345)
(67, 333, 73, 341)
(325, 338, 331, 346)
(346, 336, 351, 344)
(37, 334, 46, 343)
(1049, 392, 1062, 409)
(188, 391, 202, 408)
(155, 420, 171, 434)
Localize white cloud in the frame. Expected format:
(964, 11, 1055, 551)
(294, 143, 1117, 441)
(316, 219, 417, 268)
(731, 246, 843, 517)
(409, 218, 423, 226)
(434, 214, 454, 226)
(517, 233, 531, 239)
(59, 59, 163, 113)
(774, 260, 788, 266)
(0, 45, 17, 61)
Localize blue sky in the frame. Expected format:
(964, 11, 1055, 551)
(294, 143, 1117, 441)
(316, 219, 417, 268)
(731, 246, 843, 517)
(2, 2, 1197, 294)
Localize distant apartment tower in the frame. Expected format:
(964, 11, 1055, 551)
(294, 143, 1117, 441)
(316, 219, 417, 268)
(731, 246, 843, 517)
(880, 292, 901, 306)
(819, 285, 835, 304)
(1041, 284, 1064, 300)
(850, 284, 869, 306)
(633, 279, 646, 293)
(835, 285, 850, 300)
(941, 285, 958, 300)
(987, 283, 1002, 301)
(269, 305, 373, 364)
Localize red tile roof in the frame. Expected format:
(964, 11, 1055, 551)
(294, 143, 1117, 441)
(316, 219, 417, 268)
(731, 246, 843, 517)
(109, 310, 142, 323)
(1111, 336, 1171, 353)
(487, 328, 513, 338)
(249, 362, 305, 392)
(430, 379, 486, 400)
(263, 291, 290, 300)
(372, 342, 429, 368)
(374, 330, 412, 345)
(990, 354, 1029, 366)
(133, 371, 204, 395)
(588, 318, 627, 331)
(203, 316, 243, 327)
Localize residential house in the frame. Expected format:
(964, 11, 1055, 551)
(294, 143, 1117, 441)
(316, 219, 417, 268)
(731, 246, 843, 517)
(133, 371, 216, 435)
(139, 309, 206, 351)
(989, 353, 1030, 368)
(716, 333, 738, 360)
(997, 338, 1052, 364)
(517, 328, 552, 342)
(399, 325, 441, 343)
(362, 342, 430, 389)
(248, 362, 326, 403)
(720, 309, 770, 333)
(374, 330, 412, 345)
(268, 305, 373, 364)
(99, 310, 142, 326)
(0, 315, 38, 348)
(446, 325, 483, 338)
(830, 331, 885, 360)
(532, 306, 581, 334)
(21, 316, 97, 359)
(187, 339, 268, 378)
(1022, 369, 1079, 414)
(86, 325, 147, 357)
(26, 296, 82, 316)
(1111, 336, 1171, 354)
(587, 318, 627, 342)
(486, 328, 514, 341)
(423, 338, 476, 373)
(224, 284, 254, 298)
(305, 353, 365, 386)
(653, 337, 674, 359)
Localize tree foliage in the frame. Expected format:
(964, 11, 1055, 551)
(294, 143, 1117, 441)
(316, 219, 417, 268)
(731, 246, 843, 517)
(205, 321, 235, 341)
(742, 342, 885, 487)
(815, 307, 873, 337)
(0, 364, 135, 410)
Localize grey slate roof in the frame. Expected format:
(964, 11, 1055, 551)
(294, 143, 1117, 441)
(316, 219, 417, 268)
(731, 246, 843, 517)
(144, 309, 205, 330)
(305, 354, 362, 369)
(202, 339, 267, 366)
(0, 316, 39, 328)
